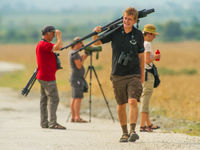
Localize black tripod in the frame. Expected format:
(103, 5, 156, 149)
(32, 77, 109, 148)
(85, 52, 115, 123)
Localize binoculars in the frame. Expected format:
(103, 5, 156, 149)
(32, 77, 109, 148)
(118, 52, 133, 66)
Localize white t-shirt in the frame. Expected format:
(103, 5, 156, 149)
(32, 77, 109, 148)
(144, 41, 154, 69)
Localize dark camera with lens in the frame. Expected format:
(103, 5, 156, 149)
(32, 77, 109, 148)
(54, 53, 63, 70)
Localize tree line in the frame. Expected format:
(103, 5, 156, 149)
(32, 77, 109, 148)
(0, 20, 199, 43)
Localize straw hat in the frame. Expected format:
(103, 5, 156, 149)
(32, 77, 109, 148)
(143, 24, 159, 35)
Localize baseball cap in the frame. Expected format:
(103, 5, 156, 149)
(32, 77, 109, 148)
(143, 24, 159, 35)
(41, 26, 55, 35)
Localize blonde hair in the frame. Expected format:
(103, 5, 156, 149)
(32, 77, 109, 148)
(123, 7, 138, 20)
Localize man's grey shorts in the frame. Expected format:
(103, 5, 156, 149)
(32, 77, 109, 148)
(70, 78, 84, 98)
(110, 74, 143, 105)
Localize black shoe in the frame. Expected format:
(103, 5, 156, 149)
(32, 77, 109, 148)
(49, 123, 66, 130)
(149, 124, 160, 130)
(128, 131, 139, 142)
(41, 124, 49, 128)
(119, 133, 129, 142)
(140, 126, 153, 132)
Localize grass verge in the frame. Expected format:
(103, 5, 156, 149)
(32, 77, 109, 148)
(0, 70, 27, 90)
(173, 122, 200, 136)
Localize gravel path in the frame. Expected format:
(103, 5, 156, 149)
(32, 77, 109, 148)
(0, 62, 200, 150)
(0, 87, 200, 150)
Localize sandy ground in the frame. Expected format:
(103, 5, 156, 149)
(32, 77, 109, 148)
(0, 62, 200, 150)
(0, 87, 200, 150)
(0, 61, 25, 73)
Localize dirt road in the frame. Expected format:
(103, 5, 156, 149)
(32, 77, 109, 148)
(0, 87, 200, 150)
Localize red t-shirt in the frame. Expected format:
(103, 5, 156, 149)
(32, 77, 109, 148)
(36, 40, 57, 81)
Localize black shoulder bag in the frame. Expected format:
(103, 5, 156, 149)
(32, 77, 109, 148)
(145, 64, 160, 88)
(82, 78, 88, 93)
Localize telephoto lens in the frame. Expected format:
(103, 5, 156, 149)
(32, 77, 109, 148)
(84, 46, 102, 52)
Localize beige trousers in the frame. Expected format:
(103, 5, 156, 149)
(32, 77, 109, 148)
(140, 72, 154, 113)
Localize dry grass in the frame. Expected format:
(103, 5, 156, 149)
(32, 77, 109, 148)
(0, 41, 200, 121)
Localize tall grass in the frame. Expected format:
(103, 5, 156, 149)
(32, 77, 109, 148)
(0, 42, 200, 121)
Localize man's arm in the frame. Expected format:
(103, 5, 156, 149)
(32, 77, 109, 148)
(138, 52, 145, 83)
(74, 54, 88, 70)
(92, 26, 102, 45)
(52, 30, 63, 52)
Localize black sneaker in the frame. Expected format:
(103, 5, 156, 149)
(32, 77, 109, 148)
(119, 133, 129, 142)
(128, 131, 139, 142)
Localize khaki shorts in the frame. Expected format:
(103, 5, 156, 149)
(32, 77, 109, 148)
(140, 72, 154, 113)
(110, 74, 143, 105)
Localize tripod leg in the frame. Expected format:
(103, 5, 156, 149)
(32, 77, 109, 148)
(84, 66, 90, 79)
(66, 111, 71, 122)
(91, 67, 115, 122)
(22, 70, 37, 95)
(25, 76, 37, 96)
(88, 66, 93, 123)
(84, 66, 92, 123)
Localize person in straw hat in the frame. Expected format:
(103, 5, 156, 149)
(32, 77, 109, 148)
(140, 24, 161, 132)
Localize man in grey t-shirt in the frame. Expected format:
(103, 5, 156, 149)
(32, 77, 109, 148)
(68, 37, 88, 123)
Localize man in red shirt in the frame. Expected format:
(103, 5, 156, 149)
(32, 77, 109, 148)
(36, 25, 66, 129)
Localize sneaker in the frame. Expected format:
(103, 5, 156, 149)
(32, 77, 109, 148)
(119, 133, 129, 142)
(128, 131, 139, 142)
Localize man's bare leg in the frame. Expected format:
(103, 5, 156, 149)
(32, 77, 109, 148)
(128, 98, 139, 142)
(70, 98, 75, 121)
(117, 104, 129, 142)
(74, 98, 81, 120)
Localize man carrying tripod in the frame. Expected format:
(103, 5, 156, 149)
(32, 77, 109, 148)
(36, 25, 66, 130)
(93, 7, 144, 142)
